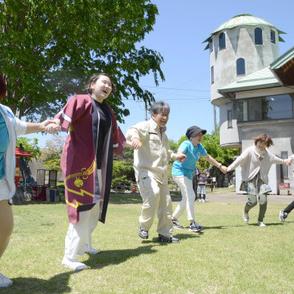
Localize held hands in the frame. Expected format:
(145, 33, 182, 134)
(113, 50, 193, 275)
(131, 138, 142, 149)
(219, 165, 228, 174)
(41, 119, 61, 134)
(175, 152, 186, 162)
(284, 158, 293, 166)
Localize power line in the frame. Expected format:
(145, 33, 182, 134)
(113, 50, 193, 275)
(141, 85, 210, 92)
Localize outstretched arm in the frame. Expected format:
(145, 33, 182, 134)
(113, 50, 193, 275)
(25, 119, 61, 134)
(205, 154, 227, 174)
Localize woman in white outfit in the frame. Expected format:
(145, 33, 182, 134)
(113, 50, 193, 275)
(225, 134, 292, 227)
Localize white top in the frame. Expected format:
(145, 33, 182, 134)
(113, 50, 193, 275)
(227, 145, 284, 184)
(0, 104, 27, 198)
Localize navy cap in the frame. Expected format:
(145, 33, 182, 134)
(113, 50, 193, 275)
(185, 126, 207, 139)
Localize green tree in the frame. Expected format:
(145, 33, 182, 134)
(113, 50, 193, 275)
(16, 137, 41, 159)
(112, 159, 135, 189)
(0, 0, 164, 121)
(41, 135, 64, 171)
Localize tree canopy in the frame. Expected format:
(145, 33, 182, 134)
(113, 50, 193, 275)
(0, 0, 164, 121)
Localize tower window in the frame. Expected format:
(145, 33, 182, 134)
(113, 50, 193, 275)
(219, 32, 226, 50)
(255, 27, 263, 45)
(271, 30, 276, 44)
(211, 66, 214, 84)
(227, 110, 233, 128)
(281, 151, 289, 179)
(236, 58, 245, 76)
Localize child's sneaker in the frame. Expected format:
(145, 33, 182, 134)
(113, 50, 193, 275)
(0, 273, 13, 288)
(189, 221, 203, 232)
(279, 210, 288, 222)
(172, 218, 184, 229)
(85, 245, 101, 255)
(258, 221, 266, 227)
(243, 212, 249, 223)
(62, 257, 88, 271)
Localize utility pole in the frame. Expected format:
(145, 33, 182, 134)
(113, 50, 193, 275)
(144, 100, 148, 121)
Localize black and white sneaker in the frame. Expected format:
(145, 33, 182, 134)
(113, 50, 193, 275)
(189, 221, 203, 233)
(172, 218, 184, 229)
(279, 210, 288, 222)
(138, 228, 149, 239)
(158, 234, 179, 243)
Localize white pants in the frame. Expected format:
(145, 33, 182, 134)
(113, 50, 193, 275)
(0, 179, 10, 201)
(172, 176, 196, 221)
(64, 203, 100, 261)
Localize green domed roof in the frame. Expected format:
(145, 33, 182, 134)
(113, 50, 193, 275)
(213, 14, 277, 34)
(203, 14, 285, 49)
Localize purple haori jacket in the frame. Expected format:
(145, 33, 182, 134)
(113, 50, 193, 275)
(55, 94, 125, 224)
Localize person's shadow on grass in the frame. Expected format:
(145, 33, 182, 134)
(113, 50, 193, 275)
(85, 244, 158, 269)
(0, 271, 74, 294)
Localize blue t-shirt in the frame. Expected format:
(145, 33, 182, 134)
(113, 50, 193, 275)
(0, 111, 9, 179)
(172, 140, 207, 179)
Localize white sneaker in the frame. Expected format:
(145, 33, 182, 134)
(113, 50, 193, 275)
(279, 210, 287, 222)
(258, 222, 266, 227)
(85, 245, 101, 255)
(0, 273, 13, 288)
(62, 257, 88, 271)
(243, 212, 249, 223)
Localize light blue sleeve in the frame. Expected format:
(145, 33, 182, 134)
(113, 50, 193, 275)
(178, 141, 189, 153)
(199, 144, 208, 157)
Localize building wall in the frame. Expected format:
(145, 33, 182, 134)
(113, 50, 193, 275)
(219, 102, 240, 146)
(210, 26, 279, 102)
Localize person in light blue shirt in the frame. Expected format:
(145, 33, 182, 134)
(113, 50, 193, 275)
(171, 125, 226, 232)
(0, 75, 60, 288)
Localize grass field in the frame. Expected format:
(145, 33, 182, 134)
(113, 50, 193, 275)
(1, 192, 293, 294)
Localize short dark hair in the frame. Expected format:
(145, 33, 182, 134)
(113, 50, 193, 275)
(254, 134, 273, 147)
(86, 73, 116, 94)
(150, 101, 170, 115)
(0, 75, 6, 99)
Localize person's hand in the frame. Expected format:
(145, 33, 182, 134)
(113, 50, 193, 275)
(176, 152, 186, 162)
(131, 138, 142, 149)
(220, 165, 228, 174)
(284, 158, 293, 166)
(41, 119, 61, 134)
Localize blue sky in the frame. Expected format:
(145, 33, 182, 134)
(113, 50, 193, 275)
(28, 0, 294, 146)
(121, 0, 294, 141)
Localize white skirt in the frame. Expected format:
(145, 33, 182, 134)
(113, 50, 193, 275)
(0, 178, 10, 201)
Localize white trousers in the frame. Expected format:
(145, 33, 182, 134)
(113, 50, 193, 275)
(172, 176, 196, 221)
(0, 179, 10, 201)
(64, 203, 100, 261)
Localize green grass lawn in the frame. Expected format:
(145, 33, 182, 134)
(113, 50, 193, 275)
(1, 193, 294, 294)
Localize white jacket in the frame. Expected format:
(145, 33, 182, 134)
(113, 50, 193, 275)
(0, 104, 27, 198)
(227, 145, 284, 184)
